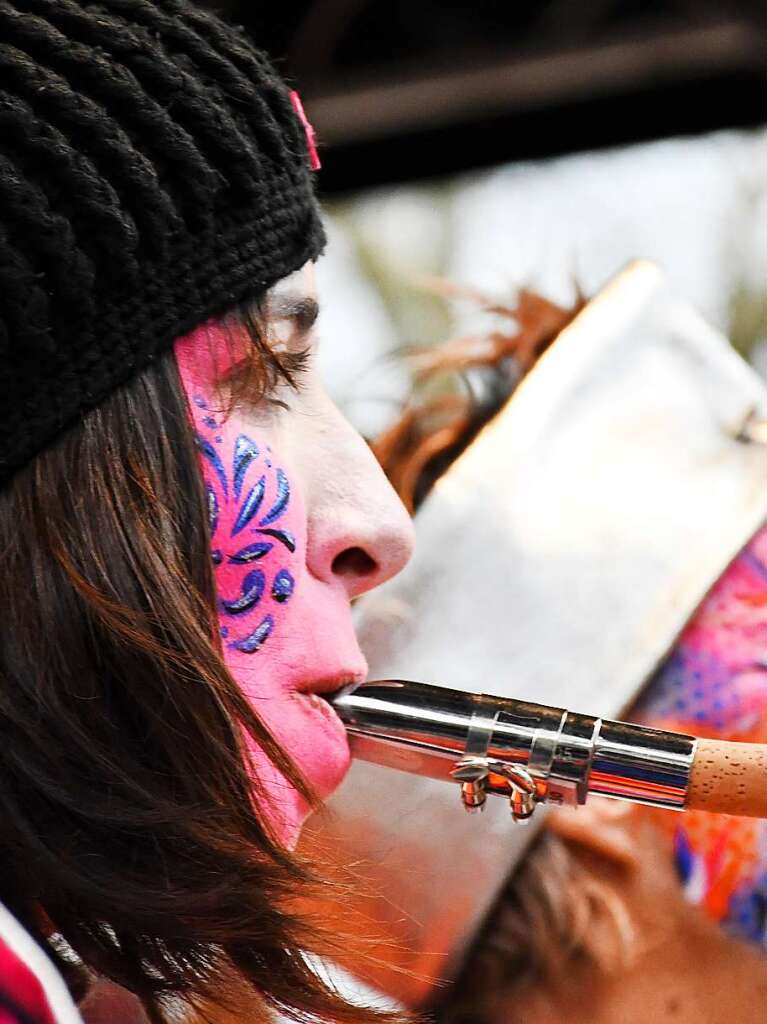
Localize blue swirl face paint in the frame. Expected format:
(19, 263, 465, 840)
(259, 469, 290, 526)
(196, 433, 228, 498)
(233, 434, 260, 500)
(255, 527, 296, 553)
(272, 569, 294, 603)
(207, 484, 219, 535)
(229, 542, 274, 564)
(232, 476, 266, 536)
(232, 615, 274, 654)
(219, 569, 266, 615)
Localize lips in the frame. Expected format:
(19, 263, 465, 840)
(294, 668, 367, 696)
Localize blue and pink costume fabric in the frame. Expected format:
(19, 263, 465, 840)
(636, 522, 767, 944)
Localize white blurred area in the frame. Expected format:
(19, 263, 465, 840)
(316, 126, 767, 436)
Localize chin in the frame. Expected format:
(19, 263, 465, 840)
(263, 755, 349, 851)
(247, 696, 352, 849)
(274, 791, 313, 852)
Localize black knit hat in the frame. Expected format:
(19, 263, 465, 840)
(0, 0, 326, 488)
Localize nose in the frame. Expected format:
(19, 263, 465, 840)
(301, 403, 415, 600)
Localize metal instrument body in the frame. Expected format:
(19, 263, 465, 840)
(332, 679, 697, 821)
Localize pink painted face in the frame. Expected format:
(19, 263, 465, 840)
(173, 264, 415, 847)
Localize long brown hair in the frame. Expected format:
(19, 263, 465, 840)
(0, 306, 408, 1024)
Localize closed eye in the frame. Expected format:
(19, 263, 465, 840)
(268, 294, 320, 338)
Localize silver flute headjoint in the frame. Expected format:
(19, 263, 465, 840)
(329, 679, 697, 821)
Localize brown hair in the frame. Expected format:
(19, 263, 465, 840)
(0, 305, 409, 1024)
(430, 830, 636, 1024)
(372, 285, 583, 514)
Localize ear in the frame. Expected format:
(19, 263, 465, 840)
(545, 798, 642, 870)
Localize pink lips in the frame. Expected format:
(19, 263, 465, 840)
(294, 670, 367, 696)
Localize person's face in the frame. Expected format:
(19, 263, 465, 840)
(173, 263, 415, 847)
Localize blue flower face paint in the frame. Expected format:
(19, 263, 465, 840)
(192, 415, 298, 658)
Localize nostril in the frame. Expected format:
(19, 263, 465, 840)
(331, 546, 377, 580)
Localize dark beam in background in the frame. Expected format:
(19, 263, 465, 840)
(309, 19, 758, 144)
(196, 1, 767, 194)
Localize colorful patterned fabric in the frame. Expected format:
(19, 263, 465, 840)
(635, 521, 767, 944)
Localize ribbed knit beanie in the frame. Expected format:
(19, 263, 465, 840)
(0, 0, 326, 489)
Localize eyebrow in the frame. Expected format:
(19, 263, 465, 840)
(267, 293, 320, 335)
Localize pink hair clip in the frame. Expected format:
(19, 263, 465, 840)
(289, 90, 321, 172)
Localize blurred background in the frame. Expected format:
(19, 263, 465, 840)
(196, 0, 767, 437)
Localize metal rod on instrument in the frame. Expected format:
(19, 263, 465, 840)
(329, 679, 697, 821)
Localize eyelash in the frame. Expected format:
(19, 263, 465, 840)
(263, 346, 312, 410)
